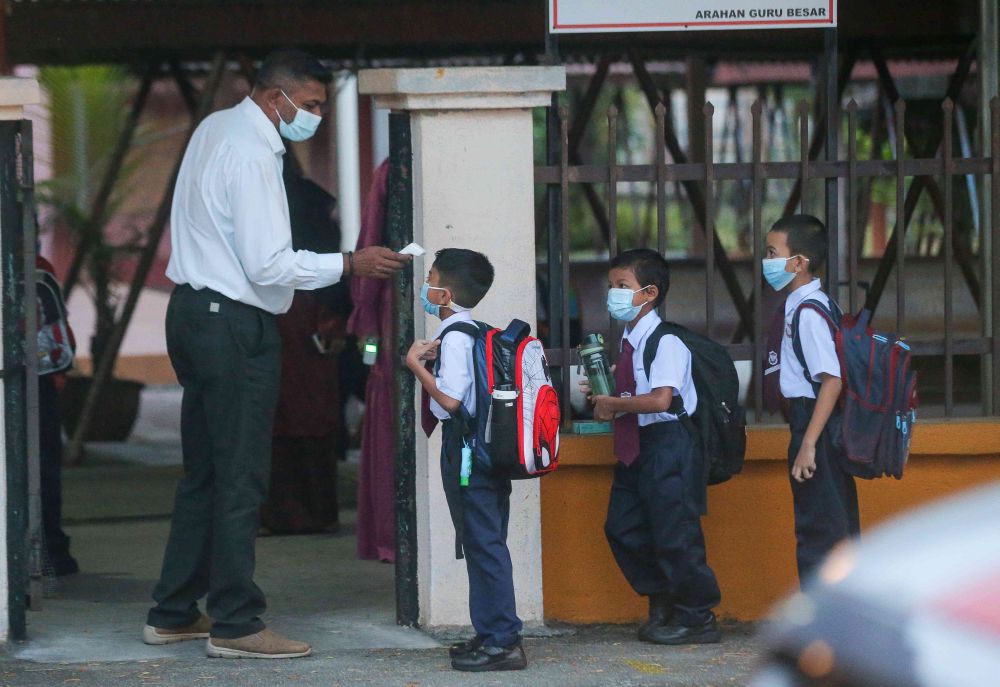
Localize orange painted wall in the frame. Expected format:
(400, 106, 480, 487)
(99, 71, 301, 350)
(541, 420, 1000, 623)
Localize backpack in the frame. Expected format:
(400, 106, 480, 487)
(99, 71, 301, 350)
(791, 299, 918, 480)
(436, 319, 560, 480)
(642, 322, 746, 486)
(36, 260, 75, 376)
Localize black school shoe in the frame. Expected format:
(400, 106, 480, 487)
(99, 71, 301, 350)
(643, 614, 721, 646)
(637, 593, 673, 642)
(451, 643, 527, 672)
(448, 634, 485, 658)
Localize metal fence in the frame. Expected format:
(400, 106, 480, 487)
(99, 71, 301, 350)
(536, 94, 1000, 425)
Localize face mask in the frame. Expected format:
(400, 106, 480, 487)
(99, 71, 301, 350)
(276, 90, 322, 142)
(420, 283, 469, 318)
(762, 256, 805, 292)
(607, 286, 651, 322)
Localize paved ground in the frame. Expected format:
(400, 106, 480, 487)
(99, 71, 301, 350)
(0, 387, 767, 686)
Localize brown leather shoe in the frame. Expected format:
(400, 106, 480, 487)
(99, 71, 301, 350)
(142, 614, 212, 645)
(206, 628, 311, 659)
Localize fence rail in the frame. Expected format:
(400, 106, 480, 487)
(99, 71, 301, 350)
(538, 96, 1000, 425)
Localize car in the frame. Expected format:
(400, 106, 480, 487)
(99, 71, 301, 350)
(751, 482, 1000, 687)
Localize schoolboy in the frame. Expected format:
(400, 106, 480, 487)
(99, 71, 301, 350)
(405, 248, 526, 672)
(586, 248, 721, 645)
(764, 214, 860, 582)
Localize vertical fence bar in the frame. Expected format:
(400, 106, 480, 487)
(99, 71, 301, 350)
(704, 102, 716, 337)
(991, 97, 1000, 414)
(608, 105, 621, 357)
(943, 99, 955, 416)
(895, 99, 907, 335)
(752, 100, 765, 420)
(798, 100, 810, 216)
(847, 100, 860, 314)
(559, 106, 572, 429)
(655, 103, 667, 318)
(824, 29, 840, 302)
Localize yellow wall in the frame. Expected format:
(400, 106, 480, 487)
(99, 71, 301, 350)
(541, 420, 1000, 623)
(74, 355, 177, 386)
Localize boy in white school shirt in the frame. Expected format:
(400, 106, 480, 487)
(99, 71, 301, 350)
(584, 248, 721, 645)
(405, 248, 526, 672)
(764, 214, 860, 584)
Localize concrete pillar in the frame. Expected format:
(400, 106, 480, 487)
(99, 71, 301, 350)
(0, 76, 41, 644)
(359, 66, 565, 630)
(336, 73, 361, 251)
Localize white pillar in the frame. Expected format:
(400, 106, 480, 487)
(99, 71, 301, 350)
(372, 103, 390, 169)
(360, 66, 565, 630)
(0, 77, 42, 644)
(336, 73, 361, 252)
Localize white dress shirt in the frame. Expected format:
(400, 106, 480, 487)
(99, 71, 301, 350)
(430, 311, 477, 421)
(780, 278, 841, 399)
(166, 97, 343, 315)
(621, 310, 698, 426)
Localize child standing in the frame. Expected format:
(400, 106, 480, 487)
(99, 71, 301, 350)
(587, 248, 721, 645)
(405, 248, 526, 672)
(765, 214, 860, 582)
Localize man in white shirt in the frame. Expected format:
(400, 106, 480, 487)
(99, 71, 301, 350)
(143, 49, 409, 659)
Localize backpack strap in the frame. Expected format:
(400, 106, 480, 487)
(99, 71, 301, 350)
(432, 321, 481, 376)
(791, 298, 842, 394)
(641, 321, 687, 418)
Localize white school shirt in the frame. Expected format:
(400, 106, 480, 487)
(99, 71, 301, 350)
(780, 278, 842, 399)
(430, 311, 477, 421)
(621, 310, 698, 426)
(165, 97, 343, 315)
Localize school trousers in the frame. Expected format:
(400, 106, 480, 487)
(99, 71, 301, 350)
(147, 284, 281, 639)
(787, 397, 860, 583)
(441, 420, 523, 647)
(604, 421, 721, 626)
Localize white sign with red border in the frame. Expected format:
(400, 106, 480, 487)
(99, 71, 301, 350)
(549, 0, 836, 33)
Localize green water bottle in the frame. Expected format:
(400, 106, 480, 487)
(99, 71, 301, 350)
(579, 333, 615, 398)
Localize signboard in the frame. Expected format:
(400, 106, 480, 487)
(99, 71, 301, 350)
(549, 0, 836, 33)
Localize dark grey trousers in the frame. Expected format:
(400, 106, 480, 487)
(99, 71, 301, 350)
(147, 285, 281, 639)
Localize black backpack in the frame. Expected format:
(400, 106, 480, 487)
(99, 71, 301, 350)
(643, 322, 746, 486)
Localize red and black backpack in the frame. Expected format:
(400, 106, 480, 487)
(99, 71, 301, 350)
(437, 319, 560, 480)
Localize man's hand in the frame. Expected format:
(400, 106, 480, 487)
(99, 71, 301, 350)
(405, 339, 440, 371)
(352, 246, 411, 279)
(791, 442, 817, 483)
(592, 395, 617, 422)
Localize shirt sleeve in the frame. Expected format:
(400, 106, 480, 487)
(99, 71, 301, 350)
(431, 332, 475, 420)
(648, 334, 691, 394)
(798, 309, 841, 381)
(229, 155, 344, 290)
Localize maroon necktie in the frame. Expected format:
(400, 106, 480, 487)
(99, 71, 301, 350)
(421, 360, 438, 437)
(613, 339, 640, 465)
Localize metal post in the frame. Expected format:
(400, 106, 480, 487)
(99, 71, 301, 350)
(387, 111, 418, 626)
(824, 28, 840, 300)
(544, 11, 563, 362)
(981, 0, 999, 413)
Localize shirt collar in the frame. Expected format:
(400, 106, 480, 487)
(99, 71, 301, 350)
(237, 96, 285, 157)
(433, 309, 474, 339)
(785, 278, 823, 315)
(622, 309, 661, 350)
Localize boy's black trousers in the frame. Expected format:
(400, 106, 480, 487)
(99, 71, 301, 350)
(787, 397, 860, 583)
(441, 420, 523, 648)
(604, 421, 720, 627)
(147, 285, 281, 639)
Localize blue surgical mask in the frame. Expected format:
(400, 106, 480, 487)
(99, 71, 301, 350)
(420, 282, 469, 318)
(607, 285, 651, 322)
(276, 90, 322, 142)
(762, 255, 805, 291)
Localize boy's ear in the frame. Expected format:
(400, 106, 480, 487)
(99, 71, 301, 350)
(645, 285, 659, 304)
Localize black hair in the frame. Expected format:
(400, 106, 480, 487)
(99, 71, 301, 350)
(433, 248, 495, 308)
(255, 49, 332, 90)
(770, 214, 828, 272)
(609, 248, 671, 308)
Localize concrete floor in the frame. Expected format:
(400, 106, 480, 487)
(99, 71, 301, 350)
(0, 387, 766, 686)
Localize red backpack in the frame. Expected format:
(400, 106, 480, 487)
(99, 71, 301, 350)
(437, 319, 560, 480)
(792, 299, 918, 479)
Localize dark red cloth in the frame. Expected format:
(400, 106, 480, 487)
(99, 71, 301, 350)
(348, 160, 396, 563)
(260, 434, 339, 534)
(272, 291, 345, 438)
(613, 339, 640, 465)
(763, 297, 788, 418)
(421, 360, 438, 437)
